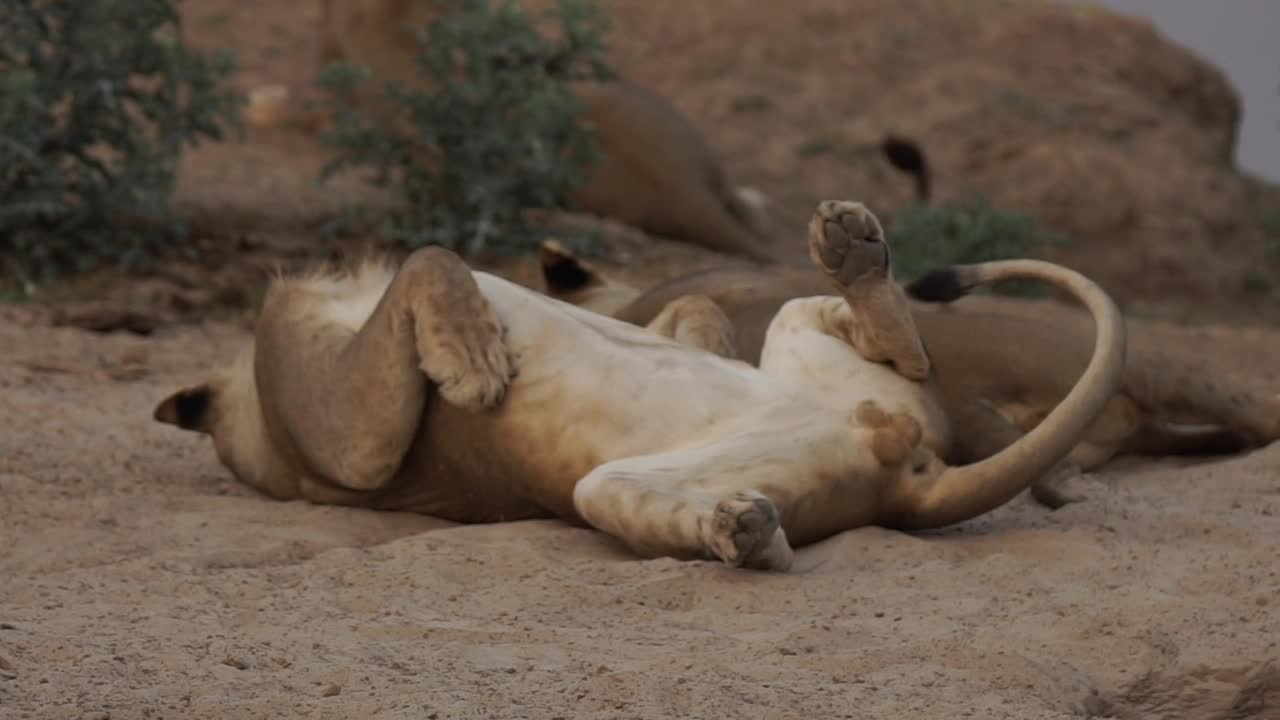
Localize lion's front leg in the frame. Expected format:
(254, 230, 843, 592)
(253, 246, 514, 493)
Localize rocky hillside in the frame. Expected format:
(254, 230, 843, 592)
(568, 0, 1279, 324)
(115, 0, 1280, 328)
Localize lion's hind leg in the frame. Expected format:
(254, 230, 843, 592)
(755, 202, 939, 426)
(570, 406, 935, 570)
(806, 200, 930, 380)
(254, 246, 514, 493)
(1122, 350, 1280, 448)
(644, 294, 738, 358)
(571, 441, 796, 571)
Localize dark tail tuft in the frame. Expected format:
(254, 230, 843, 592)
(905, 267, 973, 303)
(881, 136, 932, 203)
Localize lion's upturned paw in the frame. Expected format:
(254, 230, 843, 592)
(1030, 464, 1098, 510)
(434, 349, 514, 412)
(708, 491, 793, 571)
(808, 200, 889, 285)
(425, 319, 516, 412)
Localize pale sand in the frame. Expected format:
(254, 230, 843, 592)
(1, 306, 1276, 719)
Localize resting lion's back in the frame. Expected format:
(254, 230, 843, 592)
(320, 0, 766, 254)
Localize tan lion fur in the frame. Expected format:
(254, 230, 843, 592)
(156, 201, 1125, 570)
(536, 240, 1280, 502)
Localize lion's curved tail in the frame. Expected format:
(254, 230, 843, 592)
(892, 259, 1127, 529)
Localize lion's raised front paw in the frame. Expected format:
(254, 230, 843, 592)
(707, 491, 794, 571)
(434, 353, 514, 412)
(426, 322, 516, 412)
(808, 200, 889, 285)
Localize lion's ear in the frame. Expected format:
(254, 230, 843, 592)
(538, 238, 604, 297)
(154, 385, 214, 433)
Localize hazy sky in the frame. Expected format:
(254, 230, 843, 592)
(1081, 0, 1280, 183)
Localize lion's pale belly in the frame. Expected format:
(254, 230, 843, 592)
(399, 359, 792, 524)
(372, 272, 933, 524)
(374, 273, 818, 521)
(759, 318, 952, 454)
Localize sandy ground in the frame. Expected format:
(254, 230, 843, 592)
(1, 299, 1277, 720)
(2, 1, 1279, 717)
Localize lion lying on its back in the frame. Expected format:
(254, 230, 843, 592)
(535, 238, 1280, 507)
(156, 201, 1124, 570)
